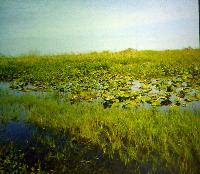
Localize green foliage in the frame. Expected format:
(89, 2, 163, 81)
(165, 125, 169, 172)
(1, 92, 199, 173)
(1, 49, 200, 108)
(0, 49, 200, 173)
(0, 144, 28, 173)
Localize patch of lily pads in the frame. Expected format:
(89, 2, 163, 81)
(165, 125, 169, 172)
(107, 77, 200, 109)
(7, 74, 200, 109)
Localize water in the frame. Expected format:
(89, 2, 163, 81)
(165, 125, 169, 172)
(0, 81, 50, 97)
(0, 121, 37, 147)
(131, 80, 144, 91)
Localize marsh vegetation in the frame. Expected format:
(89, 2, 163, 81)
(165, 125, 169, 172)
(0, 49, 200, 173)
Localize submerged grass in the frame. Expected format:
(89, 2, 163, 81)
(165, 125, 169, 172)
(0, 90, 199, 173)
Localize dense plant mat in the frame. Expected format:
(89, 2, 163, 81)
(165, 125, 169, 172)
(0, 49, 200, 108)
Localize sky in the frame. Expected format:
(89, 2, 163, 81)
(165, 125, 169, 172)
(0, 0, 198, 55)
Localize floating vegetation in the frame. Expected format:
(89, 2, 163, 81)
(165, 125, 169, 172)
(1, 49, 199, 109)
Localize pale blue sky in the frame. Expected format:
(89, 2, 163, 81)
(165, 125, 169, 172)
(0, 0, 198, 55)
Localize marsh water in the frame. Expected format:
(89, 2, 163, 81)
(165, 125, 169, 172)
(0, 81, 199, 173)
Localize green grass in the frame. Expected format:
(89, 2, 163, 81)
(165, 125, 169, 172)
(0, 91, 199, 173)
(27, 99, 200, 174)
(1, 49, 200, 84)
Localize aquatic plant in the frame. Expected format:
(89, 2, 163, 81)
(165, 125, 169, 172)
(1, 49, 200, 108)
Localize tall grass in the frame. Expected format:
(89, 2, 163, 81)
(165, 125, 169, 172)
(1, 90, 199, 173)
(28, 100, 200, 173)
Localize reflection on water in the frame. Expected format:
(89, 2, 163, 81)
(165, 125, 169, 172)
(0, 121, 37, 147)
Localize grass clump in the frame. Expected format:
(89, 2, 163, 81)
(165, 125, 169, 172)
(1, 92, 198, 173)
(28, 99, 199, 173)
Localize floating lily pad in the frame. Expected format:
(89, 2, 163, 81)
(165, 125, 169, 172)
(152, 100, 161, 106)
(140, 96, 152, 103)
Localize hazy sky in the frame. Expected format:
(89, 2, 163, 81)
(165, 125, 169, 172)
(0, 0, 198, 55)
